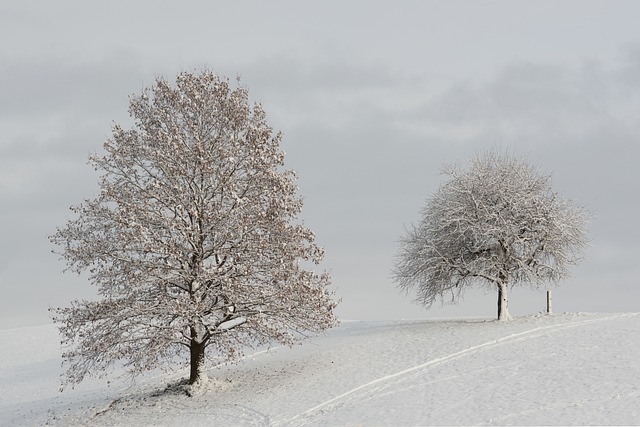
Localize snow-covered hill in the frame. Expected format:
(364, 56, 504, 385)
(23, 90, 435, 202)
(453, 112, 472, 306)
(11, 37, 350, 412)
(1, 312, 639, 426)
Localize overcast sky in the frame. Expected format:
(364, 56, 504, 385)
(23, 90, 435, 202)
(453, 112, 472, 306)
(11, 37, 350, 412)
(2, 1, 640, 328)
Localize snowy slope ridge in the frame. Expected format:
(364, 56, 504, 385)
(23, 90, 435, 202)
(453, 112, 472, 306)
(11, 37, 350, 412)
(1, 313, 639, 426)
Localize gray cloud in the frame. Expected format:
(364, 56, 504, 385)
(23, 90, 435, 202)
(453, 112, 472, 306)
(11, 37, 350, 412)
(231, 52, 640, 321)
(2, 1, 640, 328)
(0, 52, 148, 119)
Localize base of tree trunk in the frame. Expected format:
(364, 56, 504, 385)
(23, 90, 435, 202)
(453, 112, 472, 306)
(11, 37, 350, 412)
(498, 311, 513, 321)
(185, 378, 209, 397)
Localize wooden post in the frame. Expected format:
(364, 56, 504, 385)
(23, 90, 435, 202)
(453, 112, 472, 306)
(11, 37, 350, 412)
(546, 290, 552, 314)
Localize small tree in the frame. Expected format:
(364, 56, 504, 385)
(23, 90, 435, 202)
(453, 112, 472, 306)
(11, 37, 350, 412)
(50, 70, 338, 389)
(393, 149, 588, 321)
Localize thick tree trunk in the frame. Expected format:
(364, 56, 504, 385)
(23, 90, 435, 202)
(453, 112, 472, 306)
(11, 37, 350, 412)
(497, 282, 512, 321)
(189, 338, 208, 385)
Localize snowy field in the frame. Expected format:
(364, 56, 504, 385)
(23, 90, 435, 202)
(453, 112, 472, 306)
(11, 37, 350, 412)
(2, 312, 639, 426)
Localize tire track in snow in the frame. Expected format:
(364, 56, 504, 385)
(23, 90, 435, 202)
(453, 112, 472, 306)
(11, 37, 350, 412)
(284, 313, 635, 426)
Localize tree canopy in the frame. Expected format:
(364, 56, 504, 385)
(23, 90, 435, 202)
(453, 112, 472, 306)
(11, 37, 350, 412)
(393, 149, 588, 321)
(50, 70, 338, 388)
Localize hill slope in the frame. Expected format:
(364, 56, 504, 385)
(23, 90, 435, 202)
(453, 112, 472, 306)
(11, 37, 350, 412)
(1, 313, 639, 426)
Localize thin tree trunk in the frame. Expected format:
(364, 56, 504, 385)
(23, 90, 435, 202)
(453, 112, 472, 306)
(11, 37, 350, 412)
(497, 281, 512, 321)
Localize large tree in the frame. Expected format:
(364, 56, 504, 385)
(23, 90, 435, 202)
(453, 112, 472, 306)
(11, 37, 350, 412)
(393, 149, 588, 321)
(50, 70, 338, 389)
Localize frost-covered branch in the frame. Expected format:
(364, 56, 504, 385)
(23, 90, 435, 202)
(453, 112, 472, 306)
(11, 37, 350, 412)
(393, 149, 588, 321)
(50, 70, 338, 388)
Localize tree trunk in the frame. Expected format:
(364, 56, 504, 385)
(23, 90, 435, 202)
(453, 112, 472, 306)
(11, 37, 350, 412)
(189, 338, 208, 385)
(497, 281, 512, 321)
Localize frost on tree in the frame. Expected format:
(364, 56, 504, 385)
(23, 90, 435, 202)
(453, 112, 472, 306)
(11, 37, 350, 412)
(49, 70, 338, 388)
(393, 150, 588, 321)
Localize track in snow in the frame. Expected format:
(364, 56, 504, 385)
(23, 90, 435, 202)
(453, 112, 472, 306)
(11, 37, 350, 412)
(284, 313, 634, 426)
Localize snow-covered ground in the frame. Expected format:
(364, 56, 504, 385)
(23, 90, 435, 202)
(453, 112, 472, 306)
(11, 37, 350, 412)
(1, 312, 639, 426)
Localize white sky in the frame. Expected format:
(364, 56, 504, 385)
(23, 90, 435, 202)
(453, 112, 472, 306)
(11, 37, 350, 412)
(2, 1, 639, 328)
